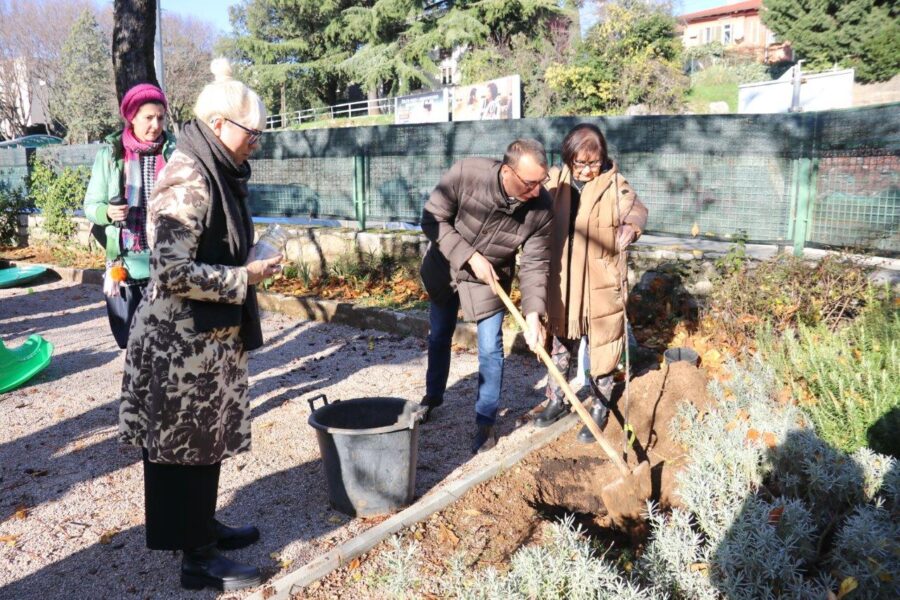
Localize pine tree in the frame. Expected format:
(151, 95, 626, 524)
(762, 0, 900, 83)
(224, 0, 564, 116)
(52, 10, 118, 143)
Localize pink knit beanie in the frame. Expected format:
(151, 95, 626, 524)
(120, 83, 168, 122)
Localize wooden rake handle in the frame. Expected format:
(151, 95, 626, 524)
(495, 287, 630, 476)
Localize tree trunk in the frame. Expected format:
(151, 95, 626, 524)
(112, 0, 158, 102)
(367, 85, 381, 116)
(280, 81, 287, 126)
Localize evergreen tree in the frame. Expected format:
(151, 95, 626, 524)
(223, 0, 564, 117)
(222, 0, 357, 118)
(52, 9, 117, 143)
(762, 0, 899, 83)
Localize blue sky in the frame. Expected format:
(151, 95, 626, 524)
(160, 0, 237, 34)
(162, 0, 745, 36)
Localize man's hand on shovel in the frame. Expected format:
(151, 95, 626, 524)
(468, 251, 500, 295)
(524, 312, 546, 354)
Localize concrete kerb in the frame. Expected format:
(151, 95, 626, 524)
(248, 410, 582, 600)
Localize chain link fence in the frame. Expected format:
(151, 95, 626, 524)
(2, 103, 897, 254)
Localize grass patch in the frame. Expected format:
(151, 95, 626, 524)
(686, 80, 738, 113)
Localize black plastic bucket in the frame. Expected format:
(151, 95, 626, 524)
(663, 347, 700, 366)
(307, 394, 424, 517)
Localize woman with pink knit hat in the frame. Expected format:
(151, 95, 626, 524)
(84, 82, 176, 348)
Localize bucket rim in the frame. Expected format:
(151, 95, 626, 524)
(307, 397, 424, 436)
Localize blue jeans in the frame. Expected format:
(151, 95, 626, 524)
(425, 294, 505, 425)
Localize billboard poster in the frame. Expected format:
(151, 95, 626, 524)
(451, 75, 521, 122)
(394, 89, 450, 124)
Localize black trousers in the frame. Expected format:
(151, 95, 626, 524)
(142, 448, 221, 551)
(106, 280, 146, 349)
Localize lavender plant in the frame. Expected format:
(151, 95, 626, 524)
(370, 356, 897, 599)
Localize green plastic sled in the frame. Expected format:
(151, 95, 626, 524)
(0, 335, 54, 394)
(0, 265, 48, 289)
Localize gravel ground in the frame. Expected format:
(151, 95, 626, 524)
(0, 278, 552, 600)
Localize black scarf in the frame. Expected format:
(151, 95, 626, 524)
(176, 119, 263, 351)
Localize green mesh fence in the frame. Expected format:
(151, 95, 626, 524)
(1, 103, 896, 253)
(0, 147, 29, 192)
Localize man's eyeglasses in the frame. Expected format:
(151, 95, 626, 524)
(572, 159, 602, 170)
(225, 118, 263, 144)
(509, 167, 550, 189)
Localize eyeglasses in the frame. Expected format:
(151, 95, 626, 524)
(509, 167, 551, 190)
(572, 159, 602, 170)
(224, 118, 263, 144)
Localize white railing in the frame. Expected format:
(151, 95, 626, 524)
(265, 97, 396, 130)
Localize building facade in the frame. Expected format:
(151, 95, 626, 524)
(678, 0, 792, 63)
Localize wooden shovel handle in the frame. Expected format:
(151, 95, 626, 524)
(496, 287, 630, 476)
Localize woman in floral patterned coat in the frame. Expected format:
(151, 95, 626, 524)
(118, 59, 282, 592)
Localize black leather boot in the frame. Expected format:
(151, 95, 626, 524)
(577, 399, 609, 444)
(181, 543, 262, 591)
(419, 395, 443, 423)
(471, 424, 497, 454)
(215, 519, 260, 550)
(533, 397, 569, 428)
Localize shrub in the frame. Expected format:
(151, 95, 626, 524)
(370, 357, 899, 599)
(0, 182, 27, 246)
(704, 253, 873, 346)
(641, 357, 897, 599)
(374, 518, 655, 600)
(759, 294, 900, 456)
(29, 156, 89, 241)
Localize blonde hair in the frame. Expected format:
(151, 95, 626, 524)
(193, 58, 267, 130)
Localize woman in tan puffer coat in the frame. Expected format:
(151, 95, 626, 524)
(533, 123, 648, 442)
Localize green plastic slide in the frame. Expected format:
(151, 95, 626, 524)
(0, 335, 54, 394)
(0, 265, 48, 289)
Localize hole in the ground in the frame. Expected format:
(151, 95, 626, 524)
(527, 500, 645, 560)
(529, 501, 614, 539)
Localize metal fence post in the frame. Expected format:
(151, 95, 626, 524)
(791, 157, 818, 256)
(353, 154, 367, 230)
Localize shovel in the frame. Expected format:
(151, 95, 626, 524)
(496, 287, 651, 524)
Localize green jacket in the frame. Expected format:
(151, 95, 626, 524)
(83, 130, 177, 280)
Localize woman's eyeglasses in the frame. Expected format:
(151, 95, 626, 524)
(225, 118, 263, 144)
(572, 159, 602, 170)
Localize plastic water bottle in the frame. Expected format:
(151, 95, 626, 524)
(253, 224, 288, 261)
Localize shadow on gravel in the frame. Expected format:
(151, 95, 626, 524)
(0, 284, 104, 337)
(0, 401, 131, 522)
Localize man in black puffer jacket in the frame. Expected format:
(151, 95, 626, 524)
(420, 139, 553, 453)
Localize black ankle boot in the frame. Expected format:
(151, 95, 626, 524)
(215, 519, 260, 550)
(419, 395, 443, 423)
(471, 424, 497, 454)
(534, 397, 569, 428)
(577, 400, 609, 444)
(181, 543, 262, 591)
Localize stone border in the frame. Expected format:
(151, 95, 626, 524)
(247, 410, 582, 600)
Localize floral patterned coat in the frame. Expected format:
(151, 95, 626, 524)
(119, 150, 252, 465)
